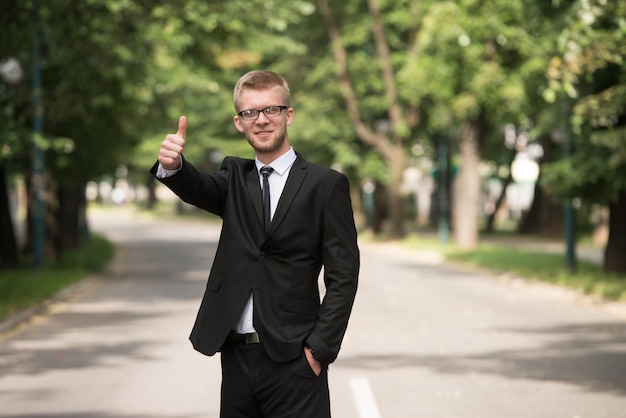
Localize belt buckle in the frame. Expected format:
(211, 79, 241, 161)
(245, 332, 260, 344)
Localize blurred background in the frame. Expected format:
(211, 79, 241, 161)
(1, 0, 625, 279)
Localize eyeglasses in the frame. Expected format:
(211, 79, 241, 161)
(237, 106, 288, 121)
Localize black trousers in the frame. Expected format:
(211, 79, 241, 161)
(219, 339, 331, 418)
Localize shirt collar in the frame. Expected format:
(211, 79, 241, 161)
(255, 147, 297, 176)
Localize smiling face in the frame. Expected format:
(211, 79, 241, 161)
(233, 86, 294, 164)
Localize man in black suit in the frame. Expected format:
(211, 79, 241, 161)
(151, 70, 359, 417)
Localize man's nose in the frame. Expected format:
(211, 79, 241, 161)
(255, 111, 270, 123)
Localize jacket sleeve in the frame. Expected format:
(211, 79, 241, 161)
(306, 172, 359, 365)
(149, 156, 228, 216)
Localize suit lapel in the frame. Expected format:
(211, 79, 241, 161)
(246, 165, 264, 229)
(268, 156, 307, 235)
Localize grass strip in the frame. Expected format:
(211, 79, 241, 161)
(0, 234, 114, 323)
(399, 235, 626, 302)
(447, 244, 626, 302)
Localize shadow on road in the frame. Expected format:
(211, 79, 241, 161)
(336, 321, 626, 396)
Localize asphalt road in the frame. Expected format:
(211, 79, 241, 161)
(1, 208, 625, 418)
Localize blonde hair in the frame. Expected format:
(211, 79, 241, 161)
(233, 70, 291, 111)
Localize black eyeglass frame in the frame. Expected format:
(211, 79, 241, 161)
(237, 105, 289, 121)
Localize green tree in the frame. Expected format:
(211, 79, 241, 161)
(316, 0, 426, 238)
(542, 0, 626, 273)
(403, 0, 551, 248)
(312, 0, 580, 248)
(1, 1, 33, 267)
(1, 0, 167, 263)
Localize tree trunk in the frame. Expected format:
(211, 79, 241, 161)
(56, 182, 86, 253)
(146, 174, 157, 210)
(518, 178, 563, 237)
(0, 163, 19, 268)
(604, 189, 626, 274)
(387, 144, 407, 238)
(434, 135, 452, 232)
(23, 165, 33, 255)
(23, 165, 56, 261)
(371, 180, 386, 234)
(484, 171, 512, 233)
(484, 147, 516, 233)
(317, 0, 411, 239)
(453, 121, 481, 249)
(350, 181, 365, 230)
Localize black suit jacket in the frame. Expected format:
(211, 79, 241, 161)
(150, 153, 359, 365)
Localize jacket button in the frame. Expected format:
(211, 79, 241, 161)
(245, 286, 252, 292)
(259, 251, 265, 257)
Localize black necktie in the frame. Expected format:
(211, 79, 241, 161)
(260, 166, 274, 231)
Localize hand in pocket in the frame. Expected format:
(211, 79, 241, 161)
(304, 346, 322, 376)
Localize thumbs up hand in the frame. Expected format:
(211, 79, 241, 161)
(158, 116, 187, 170)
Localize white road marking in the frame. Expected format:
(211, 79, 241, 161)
(350, 377, 382, 418)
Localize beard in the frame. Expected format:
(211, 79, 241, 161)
(246, 129, 287, 155)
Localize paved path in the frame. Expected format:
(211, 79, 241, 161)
(1, 208, 625, 417)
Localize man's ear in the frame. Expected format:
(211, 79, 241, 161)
(286, 108, 295, 126)
(233, 116, 244, 133)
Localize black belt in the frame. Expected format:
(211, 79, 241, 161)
(229, 332, 261, 344)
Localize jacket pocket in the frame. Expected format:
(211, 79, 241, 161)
(207, 276, 221, 292)
(283, 296, 319, 315)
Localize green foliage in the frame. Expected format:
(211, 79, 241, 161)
(2, 0, 626, 283)
(397, 0, 563, 173)
(1, 0, 624, 246)
(541, 128, 626, 203)
(128, 0, 315, 173)
(2, 0, 161, 184)
(542, 0, 626, 205)
(1, 0, 318, 184)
